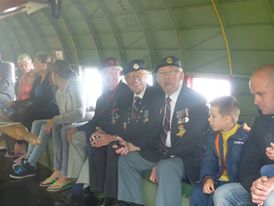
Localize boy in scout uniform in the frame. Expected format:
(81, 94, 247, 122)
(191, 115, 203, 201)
(117, 56, 209, 206)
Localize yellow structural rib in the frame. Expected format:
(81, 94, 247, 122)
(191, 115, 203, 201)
(211, 0, 233, 76)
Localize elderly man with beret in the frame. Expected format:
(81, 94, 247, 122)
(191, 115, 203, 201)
(53, 57, 130, 206)
(114, 58, 164, 155)
(117, 56, 209, 206)
(91, 58, 163, 206)
(81, 57, 130, 206)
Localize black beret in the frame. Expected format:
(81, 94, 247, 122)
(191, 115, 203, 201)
(99, 57, 122, 70)
(154, 56, 182, 73)
(124, 59, 147, 75)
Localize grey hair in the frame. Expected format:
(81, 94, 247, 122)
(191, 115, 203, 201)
(17, 53, 32, 64)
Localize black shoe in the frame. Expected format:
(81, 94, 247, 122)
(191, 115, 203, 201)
(54, 191, 77, 206)
(117, 201, 130, 206)
(80, 190, 100, 206)
(99, 198, 118, 206)
(54, 196, 70, 206)
(118, 201, 144, 206)
(54, 189, 83, 206)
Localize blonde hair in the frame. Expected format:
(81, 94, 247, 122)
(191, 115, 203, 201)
(210, 96, 240, 123)
(17, 53, 32, 64)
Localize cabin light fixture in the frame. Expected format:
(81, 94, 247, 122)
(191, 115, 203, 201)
(3, 6, 21, 14)
(49, 0, 62, 19)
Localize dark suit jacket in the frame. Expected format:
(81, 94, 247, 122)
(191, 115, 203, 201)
(79, 82, 130, 140)
(161, 85, 210, 183)
(119, 85, 164, 162)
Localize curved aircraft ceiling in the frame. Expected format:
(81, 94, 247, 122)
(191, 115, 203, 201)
(0, 0, 273, 77)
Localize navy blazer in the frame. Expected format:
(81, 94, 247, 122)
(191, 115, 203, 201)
(160, 86, 210, 183)
(79, 82, 130, 140)
(119, 85, 164, 162)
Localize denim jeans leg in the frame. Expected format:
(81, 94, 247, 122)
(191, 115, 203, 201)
(213, 183, 252, 206)
(190, 184, 212, 206)
(27, 120, 50, 167)
(27, 120, 47, 155)
(264, 190, 274, 206)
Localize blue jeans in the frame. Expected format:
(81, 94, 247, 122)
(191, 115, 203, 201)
(260, 164, 274, 178)
(264, 190, 274, 206)
(213, 183, 253, 206)
(27, 119, 51, 167)
(191, 180, 226, 206)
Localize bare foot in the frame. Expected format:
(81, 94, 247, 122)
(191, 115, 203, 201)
(48, 171, 61, 180)
(24, 133, 40, 145)
(0, 124, 40, 145)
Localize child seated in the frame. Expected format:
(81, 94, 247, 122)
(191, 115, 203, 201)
(190, 96, 249, 206)
(260, 142, 274, 177)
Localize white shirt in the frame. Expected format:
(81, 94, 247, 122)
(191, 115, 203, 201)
(133, 85, 146, 100)
(165, 83, 183, 147)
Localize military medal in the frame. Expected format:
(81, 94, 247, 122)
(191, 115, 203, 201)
(123, 122, 127, 130)
(176, 110, 184, 124)
(176, 108, 189, 137)
(176, 110, 185, 137)
(184, 108, 189, 123)
(176, 124, 186, 137)
(111, 107, 119, 125)
(143, 110, 149, 123)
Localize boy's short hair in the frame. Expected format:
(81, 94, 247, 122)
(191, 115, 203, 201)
(210, 96, 240, 123)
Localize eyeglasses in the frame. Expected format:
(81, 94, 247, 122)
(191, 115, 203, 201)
(158, 70, 180, 77)
(125, 72, 148, 81)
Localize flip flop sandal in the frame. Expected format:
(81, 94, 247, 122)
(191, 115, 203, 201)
(40, 177, 59, 187)
(46, 180, 73, 192)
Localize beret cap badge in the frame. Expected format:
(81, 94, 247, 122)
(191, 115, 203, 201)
(166, 57, 173, 64)
(133, 63, 140, 70)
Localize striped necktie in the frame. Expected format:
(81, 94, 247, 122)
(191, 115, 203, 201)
(161, 97, 171, 146)
(131, 96, 142, 121)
